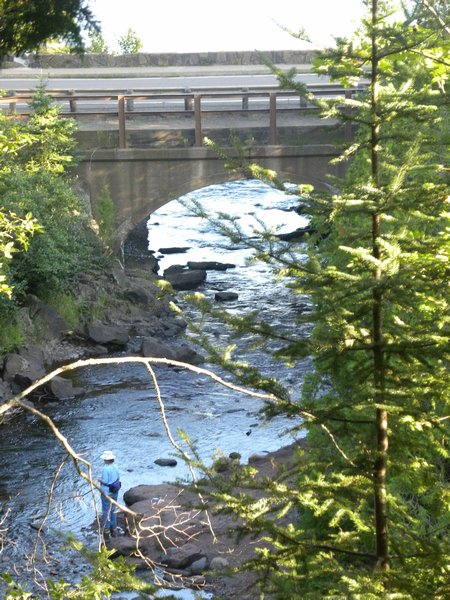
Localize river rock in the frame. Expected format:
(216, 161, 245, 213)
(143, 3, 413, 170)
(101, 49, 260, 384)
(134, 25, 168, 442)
(111, 264, 129, 287)
(190, 556, 209, 575)
(85, 322, 130, 346)
(47, 375, 82, 399)
(0, 380, 12, 402)
(154, 458, 177, 467)
(25, 295, 67, 338)
(187, 261, 235, 271)
(162, 317, 188, 337)
(229, 452, 241, 461)
(248, 451, 270, 464)
(123, 483, 179, 506)
(163, 543, 205, 569)
(163, 264, 185, 274)
(108, 534, 157, 557)
(141, 336, 202, 364)
(123, 285, 154, 307)
(210, 556, 230, 570)
(215, 291, 239, 301)
(141, 336, 179, 360)
(159, 246, 190, 254)
(163, 269, 206, 290)
(3, 348, 46, 386)
(277, 225, 315, 241)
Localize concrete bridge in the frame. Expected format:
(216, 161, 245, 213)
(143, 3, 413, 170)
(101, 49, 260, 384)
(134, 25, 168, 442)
(1, 82, 355, 243)
(75, 143, 345, 244)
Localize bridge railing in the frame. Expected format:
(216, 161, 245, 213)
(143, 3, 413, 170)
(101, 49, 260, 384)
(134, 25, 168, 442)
(0, 84, 367, 147)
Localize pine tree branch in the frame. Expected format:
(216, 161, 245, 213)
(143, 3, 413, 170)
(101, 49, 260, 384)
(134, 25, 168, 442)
(422, 0, 450, 35)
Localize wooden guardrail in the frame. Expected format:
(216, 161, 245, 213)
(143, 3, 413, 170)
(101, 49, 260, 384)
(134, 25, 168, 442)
(0, 85, 367, 148)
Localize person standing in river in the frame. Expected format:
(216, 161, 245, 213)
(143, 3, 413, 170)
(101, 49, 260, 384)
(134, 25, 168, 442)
(98, 450, 120, 538)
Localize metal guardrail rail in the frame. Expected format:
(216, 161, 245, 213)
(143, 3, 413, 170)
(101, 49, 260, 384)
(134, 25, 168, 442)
(0, 84, 367, 147)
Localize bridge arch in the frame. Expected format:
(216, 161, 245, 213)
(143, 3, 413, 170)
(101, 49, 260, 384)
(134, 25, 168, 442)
(75, 145, 344, 245)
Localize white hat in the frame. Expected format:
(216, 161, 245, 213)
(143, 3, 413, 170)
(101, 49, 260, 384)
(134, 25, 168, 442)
(101, 450, 116, 461)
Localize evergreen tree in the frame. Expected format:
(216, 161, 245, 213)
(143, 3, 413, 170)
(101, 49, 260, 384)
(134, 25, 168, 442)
(184, 1, 449, 596)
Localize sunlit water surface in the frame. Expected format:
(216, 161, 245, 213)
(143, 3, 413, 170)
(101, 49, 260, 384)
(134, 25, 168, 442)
(0, 180, 311, 596)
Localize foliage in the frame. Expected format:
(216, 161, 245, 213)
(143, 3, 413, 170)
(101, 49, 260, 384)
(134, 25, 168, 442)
(0, 86, 101, 298)
(117, 27, 143, 54)
(0, 304, 24, 353)
(40, 38, 72, 54)
(0, 210, 40, 297)
(1, 544, 157, 599)
(0, 0, 99, 60)
(0, 83, 102, 355)
(0, 81, 78, 175)
(0, 169, 101, 296)
(86, 30, 109, 54)
(182, 0, 450, 597)
(94, 183, 117, 248)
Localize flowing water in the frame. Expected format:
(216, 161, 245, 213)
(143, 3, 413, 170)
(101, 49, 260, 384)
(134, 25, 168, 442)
(0, 179, 311, 595)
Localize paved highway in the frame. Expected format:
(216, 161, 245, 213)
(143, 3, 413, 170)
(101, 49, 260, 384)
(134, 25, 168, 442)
(0, 72, 330, 92)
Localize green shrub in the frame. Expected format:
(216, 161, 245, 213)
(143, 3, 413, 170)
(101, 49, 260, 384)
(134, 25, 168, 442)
(95, 183, 117, 247)
(0, 171, 103, 298)
(0, 311, 24, 357)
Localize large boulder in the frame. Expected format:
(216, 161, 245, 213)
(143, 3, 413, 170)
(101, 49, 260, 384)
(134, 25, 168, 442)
(123, 483, 178, 507)
(163, 543, 206, 569)
(0, 380, 12, 402)
(154, 458, 178, 467)
(26, 295, 67, 338)
(215, 291, 239, 301)
(108, 534, 159, 558)
(141, 337, 203, 364)
(2, 348, 82, 399)
(141, 337, 178, 360)
(85, 322, 130, 346)
(163, 269, 206, 290)
(3, 347, 46, 386)
(123, 285, 154, 307)
(46, 375, 82, 399)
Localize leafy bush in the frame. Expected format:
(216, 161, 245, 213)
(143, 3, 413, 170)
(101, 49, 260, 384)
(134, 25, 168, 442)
(0, 171, 102, 297)
(116, 27, 143, 54)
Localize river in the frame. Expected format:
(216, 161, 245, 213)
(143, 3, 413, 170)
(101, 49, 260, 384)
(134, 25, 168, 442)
(0, 179, 310, 596)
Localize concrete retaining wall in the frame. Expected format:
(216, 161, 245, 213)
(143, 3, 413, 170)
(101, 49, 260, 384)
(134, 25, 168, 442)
(27, 50, 317, 69)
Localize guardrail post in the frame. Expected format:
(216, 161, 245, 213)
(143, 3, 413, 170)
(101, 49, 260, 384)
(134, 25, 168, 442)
(242, 88, 249, 110)
(269, 92, 277, 145)
(126, 90, 134, 112)
(194, 94, 202, 146)
(68, 90, 77, 113)
(118, 95, 127, 148)
(8, 91, 16, 113)
(184, 88, 192, 111)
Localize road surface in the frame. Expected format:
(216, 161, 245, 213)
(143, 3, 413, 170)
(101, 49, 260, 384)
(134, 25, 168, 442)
(0, 72, 330, 92)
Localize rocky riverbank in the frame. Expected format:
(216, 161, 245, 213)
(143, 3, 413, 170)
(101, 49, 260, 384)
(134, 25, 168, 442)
(107, 439, 307, 599)
(0, 215, 306, 597)
(0, 261, 204, 409)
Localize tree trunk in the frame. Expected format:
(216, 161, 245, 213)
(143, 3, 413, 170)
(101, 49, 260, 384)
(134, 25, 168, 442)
(370, 0, 390, 572)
